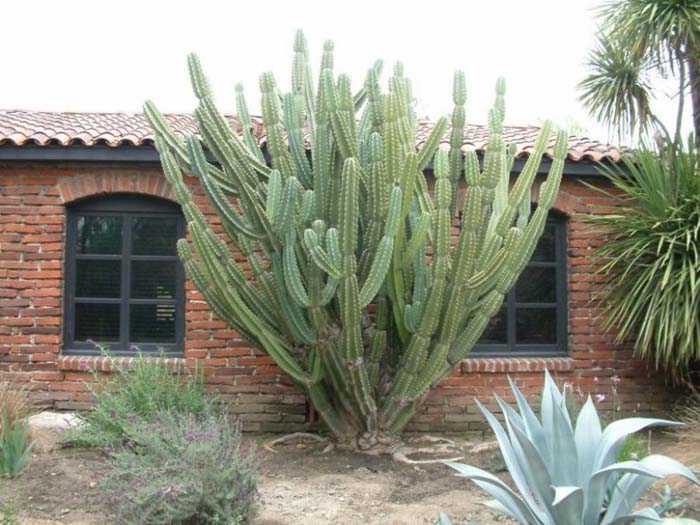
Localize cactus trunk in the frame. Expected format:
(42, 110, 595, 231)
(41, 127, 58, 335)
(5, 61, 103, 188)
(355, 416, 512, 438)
(145, 32, 567, 449)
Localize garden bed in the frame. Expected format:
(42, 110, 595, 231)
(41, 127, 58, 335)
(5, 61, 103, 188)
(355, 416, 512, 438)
(1, 436, 501, 524)
(1, 434, 698, 524)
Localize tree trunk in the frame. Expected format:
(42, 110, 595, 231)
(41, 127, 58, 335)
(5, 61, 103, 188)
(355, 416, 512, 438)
(687, 53, 700, 145)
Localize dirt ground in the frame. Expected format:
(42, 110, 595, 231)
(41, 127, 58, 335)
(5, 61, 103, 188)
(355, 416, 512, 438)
(1, 434, 698, 525)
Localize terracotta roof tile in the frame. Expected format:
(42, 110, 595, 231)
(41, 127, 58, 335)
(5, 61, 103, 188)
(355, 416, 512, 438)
(0, 109, 624, 163)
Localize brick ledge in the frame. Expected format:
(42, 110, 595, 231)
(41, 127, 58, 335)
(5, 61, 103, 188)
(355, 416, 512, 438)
(460, 357, 575, 374)
(58, 355, 186, 372)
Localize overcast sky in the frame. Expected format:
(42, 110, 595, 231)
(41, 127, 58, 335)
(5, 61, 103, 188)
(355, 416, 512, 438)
(2, 0, 687, 145)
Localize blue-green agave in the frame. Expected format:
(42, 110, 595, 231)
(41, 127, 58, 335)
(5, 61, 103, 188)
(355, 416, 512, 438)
(447, 371, 698, 525)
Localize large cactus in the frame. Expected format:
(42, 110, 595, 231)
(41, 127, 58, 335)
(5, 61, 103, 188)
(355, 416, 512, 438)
(144, 31, 567, 450)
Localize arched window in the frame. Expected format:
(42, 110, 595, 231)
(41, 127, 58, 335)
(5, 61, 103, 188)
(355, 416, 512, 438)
(474, 211, 568, 356)
(63, 194, 185, 356)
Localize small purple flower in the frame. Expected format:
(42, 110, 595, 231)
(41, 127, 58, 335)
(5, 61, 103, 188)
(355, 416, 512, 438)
(595, 393, 606, 403)
(612, 375, 621, 384)
(594, 376, 599, 384)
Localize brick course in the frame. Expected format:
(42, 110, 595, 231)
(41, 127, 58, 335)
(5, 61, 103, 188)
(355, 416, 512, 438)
(0, 163, 677, 433)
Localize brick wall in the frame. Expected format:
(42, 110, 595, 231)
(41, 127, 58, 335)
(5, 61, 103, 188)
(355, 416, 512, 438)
(0, 163, 678, 433)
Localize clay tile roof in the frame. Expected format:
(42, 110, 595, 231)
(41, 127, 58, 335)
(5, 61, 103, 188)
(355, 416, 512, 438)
(0, 109, 624, 163)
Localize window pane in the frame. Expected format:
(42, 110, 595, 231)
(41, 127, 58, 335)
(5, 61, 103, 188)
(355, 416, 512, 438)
(75, 303, 120, 341)
(516, 308, 557, 344)
(478, 306, 507, 344)
(76, 216, 122, 254)
(132, 217, 179, 256)
(130, 304, 176, 343)
(516, 267, 556, 303)
(531, 224, 556, 262)
(131, 261, 177, 299)
(76, 260, 121, 298)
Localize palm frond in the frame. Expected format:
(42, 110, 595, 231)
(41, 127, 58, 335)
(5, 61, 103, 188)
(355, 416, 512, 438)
(578, 35, 657, 139)
(589, 139, 700, 380)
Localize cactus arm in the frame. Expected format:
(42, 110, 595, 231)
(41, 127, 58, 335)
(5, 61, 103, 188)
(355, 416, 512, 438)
(358, 186, 401, 307)
(448, 71, 466, 216)
(416, 116, 448, 171)
(283, 93, 314, 188)
(260, 72, 295, 179)
(235, 83, 266, 164)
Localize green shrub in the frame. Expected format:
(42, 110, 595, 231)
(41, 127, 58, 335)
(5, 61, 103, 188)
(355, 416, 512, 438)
(618, 433, 649, 462)
(67, 353, 214, 448)
(102, 411, 258, 525)
(589, 139, 700, 379)
(0, 501, 18, 525)
(0, 411, 33, 478)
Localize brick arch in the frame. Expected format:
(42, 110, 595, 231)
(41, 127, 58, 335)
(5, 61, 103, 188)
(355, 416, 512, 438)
(58, 173, 175, 205)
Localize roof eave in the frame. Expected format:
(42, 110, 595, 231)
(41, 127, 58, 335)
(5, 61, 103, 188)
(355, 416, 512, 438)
(0, 143, 608, 177)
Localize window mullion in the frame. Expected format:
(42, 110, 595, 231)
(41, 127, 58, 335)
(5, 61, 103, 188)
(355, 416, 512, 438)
(120, 215, 132, 351)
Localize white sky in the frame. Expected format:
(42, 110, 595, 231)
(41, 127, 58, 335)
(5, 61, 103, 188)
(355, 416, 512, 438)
(2, 0, 688, 145)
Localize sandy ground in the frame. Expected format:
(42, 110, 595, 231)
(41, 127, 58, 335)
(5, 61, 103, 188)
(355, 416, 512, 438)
(1, 434, 698, 524)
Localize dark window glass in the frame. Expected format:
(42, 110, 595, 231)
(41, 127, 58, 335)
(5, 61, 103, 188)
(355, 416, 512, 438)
(474, 213, 567, 356)
(531, 224, 556, 262)
(63, 195, 184, 356)
(130, 304, 176, 343)
(75, 303, 120, 341)
(131, 261, 177, 299)
(516, 308, 557, 344)
(76, 260, 122, 298)
(516, 267, 556, 303)
(76, 216, 122, 254)
(132, 217, 178, 256)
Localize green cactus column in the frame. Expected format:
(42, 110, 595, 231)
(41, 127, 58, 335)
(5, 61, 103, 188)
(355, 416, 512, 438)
(145, 30, 567, 450)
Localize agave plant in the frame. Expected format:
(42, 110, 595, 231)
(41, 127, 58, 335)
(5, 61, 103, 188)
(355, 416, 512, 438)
(446, 371, 698, 525)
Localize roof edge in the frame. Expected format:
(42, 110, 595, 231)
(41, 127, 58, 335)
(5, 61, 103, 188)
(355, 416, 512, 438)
(0, 143, 608, 177)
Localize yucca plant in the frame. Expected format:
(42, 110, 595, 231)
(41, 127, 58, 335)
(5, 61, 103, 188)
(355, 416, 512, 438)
(589, 138, 700, 380)
(144, 31, 568, 450)
(446, 371, 698, 525)
(0, 411, 33, 478)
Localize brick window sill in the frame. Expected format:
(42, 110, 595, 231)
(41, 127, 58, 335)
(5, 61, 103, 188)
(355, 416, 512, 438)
(58, 355, 186, 373)
(460, 357, 575, 374)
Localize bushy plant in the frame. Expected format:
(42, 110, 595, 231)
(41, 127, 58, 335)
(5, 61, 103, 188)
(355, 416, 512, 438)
(0, 501, 18, 525)
(589, 139, 700, 379)
(102, 411, 258, 525)
(0, 411, 33, 478)
(67, 353, 214, 448)
(446, 370, 698, 525)
(0, 380, 32, 433)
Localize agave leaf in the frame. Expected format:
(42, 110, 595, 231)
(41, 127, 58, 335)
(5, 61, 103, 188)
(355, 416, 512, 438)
(593, 418, 681, 472)
(575, 396, 603, 484)
(446, 462, 540, 524)
(602, 455, 700, 523)
(509, 376, 546, 457)
(483, 499, 524, 522)
(476, 399, 549, 522)
(584, 461, 666, 525)
(606, 507, 661, 525)
(550, 486, 584, 525)
(502, 402, 557, 522)
(550, 388, 578, 486)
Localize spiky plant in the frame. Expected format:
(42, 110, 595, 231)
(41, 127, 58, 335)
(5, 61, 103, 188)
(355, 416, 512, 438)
(144, 31, 567, 449)
(446, 371, 699, 525)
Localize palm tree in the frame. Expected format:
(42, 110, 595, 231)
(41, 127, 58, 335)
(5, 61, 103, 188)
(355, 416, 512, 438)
(579, 0, 700, 145)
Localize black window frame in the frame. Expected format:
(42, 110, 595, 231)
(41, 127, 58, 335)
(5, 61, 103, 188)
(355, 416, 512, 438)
(471, 212, 568, 357)
(62, 194, 186, 356)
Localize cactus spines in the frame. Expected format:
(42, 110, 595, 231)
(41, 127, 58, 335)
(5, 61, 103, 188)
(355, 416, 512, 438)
(146, 31, 567, 448)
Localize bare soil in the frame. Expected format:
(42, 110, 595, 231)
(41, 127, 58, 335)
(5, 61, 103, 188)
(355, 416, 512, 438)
(1, 434, 698, 525)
